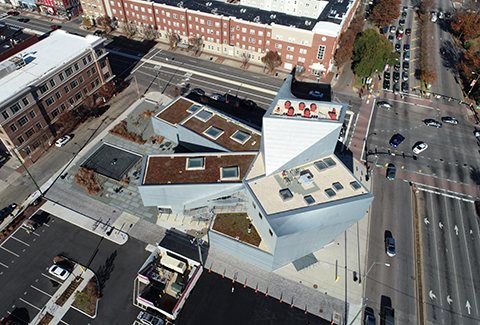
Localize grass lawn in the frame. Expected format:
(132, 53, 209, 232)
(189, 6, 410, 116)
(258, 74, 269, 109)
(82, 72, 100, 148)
(212, 213, 261, 247)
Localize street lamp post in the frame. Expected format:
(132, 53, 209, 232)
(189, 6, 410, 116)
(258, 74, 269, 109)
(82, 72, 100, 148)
(349, 262, 390, 325)
(467, 71, 479, 97)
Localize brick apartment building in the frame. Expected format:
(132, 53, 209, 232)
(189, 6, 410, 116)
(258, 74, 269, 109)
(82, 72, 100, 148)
(34, 0, 83, 18)
(106, 0, 358, 75)
(0, 30, 113, 163)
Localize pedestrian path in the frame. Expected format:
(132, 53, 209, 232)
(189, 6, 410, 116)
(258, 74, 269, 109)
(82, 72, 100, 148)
(30, 265, 96, 325)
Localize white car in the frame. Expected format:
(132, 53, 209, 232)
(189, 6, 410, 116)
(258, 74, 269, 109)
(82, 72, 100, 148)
(48, 265, 70, 281)
(412, 141, 428, 154)
(138, 311, 164, 325)
(55, 135, 72, 147)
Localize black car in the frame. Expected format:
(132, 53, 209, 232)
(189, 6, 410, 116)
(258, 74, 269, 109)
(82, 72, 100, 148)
(389, 133, 405, 148)
(395, 43, 401, 51)
(240, 99, 257, 109)
(7, 11, 20, 16)
(399, 19, 405, 26)
(93, 30, 105, 36)
(402, 72, 408, 81)
(384, 71, 391, 80)
(383, 79, 391, 90)
(50, 25, 62, 30)
(405, 28, 411, 36)
(402, 82, 409, 93)
(393, 72, 400, 82)
(404, 44, 410, 51)
(403, 61, 409, 71)
(424, 118, 442, 128)
(388, 35, 394, 44)
(386, 164, 396, 181)
(402, 11, 407, 18)
(441, 116, 458, 125)
(393, 84, 400, 95)
(394, 63, 401, 71)
(0, 203, 17, 223)
(377, 101, 393, 109)
(190, 88, 205, 96)
(17, 18, 30, 22)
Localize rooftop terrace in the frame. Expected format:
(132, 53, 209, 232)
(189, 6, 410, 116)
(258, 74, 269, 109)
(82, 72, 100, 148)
(247, 154, 368, 215)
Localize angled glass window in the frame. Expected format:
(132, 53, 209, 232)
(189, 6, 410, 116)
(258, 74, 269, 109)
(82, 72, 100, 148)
(204, 126, 223, 140)
(332, 182, 344, 191)
(279, 188, 293, 201)
(325, 188, 336, 198)
(195, 109, 213, 122)
(324, 157, 336, 167)
(304, 195, 315, 205)
(187, 104, 202, 113)
(350, 181, 361, 190)
(186, 157, 204, 170)
(231, 130, 251, 144)
(314, 160, 327, 172)
(221, 166, 239, 180)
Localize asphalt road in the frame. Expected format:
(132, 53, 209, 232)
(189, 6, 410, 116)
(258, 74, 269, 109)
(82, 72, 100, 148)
(418, 188, 480, 324)
(364, 174, 416, 324)
(0, 212, 150, 324)
(365, 98, 479, 187)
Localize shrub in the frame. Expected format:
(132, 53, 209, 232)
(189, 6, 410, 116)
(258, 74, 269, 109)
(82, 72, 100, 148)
(74, 167, 103, 195)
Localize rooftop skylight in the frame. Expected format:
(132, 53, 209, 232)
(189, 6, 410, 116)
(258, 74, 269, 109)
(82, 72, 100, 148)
(325, 188, 336, 198)
(324, 158, 336, 167)
(196, 110, 213, 122)
(186, 157, 204, 170)
(350, 181, 361, 190)
(187, 104, 203, 114)
(314, 160, 328, 172)
(332, 182, 344, 191)
(204, 126, 224, 140)
(304, 195, 315, 205)
(221, 166, 239, 180)
(230, 130, 251, 144)
(279, 188, 293, 201)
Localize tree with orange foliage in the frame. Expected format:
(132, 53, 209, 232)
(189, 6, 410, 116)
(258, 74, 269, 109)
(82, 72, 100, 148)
(369, 0, 401, 26)
(261, 51, 282, 74)
(451, 11, 480, 42)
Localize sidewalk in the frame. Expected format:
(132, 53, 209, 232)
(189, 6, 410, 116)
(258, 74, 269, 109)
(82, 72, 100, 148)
(29, 264, 96, 325)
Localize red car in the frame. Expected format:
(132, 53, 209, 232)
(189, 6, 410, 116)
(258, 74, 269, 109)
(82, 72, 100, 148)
(50, 25, 62, 30)
(7, 11, 20, 16)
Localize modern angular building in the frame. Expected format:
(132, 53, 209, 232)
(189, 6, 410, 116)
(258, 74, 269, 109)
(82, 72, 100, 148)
(0, 30, 113, 162)
(138, 74, 373, 271)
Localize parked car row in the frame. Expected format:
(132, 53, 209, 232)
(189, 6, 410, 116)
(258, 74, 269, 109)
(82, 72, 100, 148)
(189, 88, 258, 109)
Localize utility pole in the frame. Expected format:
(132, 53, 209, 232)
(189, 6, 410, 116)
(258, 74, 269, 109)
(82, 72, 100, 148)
(11, 147, 43, 196)
(134, 75, 140, 99)
(195, 231, 203, 265)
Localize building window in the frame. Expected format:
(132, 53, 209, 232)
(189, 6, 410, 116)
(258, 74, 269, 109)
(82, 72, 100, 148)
(91, 81, 95, 89)
(79, 75, 84, 83)
(95, 78, 100, 85)
(49, 79, 56, 87)
(60, 103, 66, 111)
(70, 79, 79, 89)
(269, 229, 273, 236)
(2, 111, 9, 119)
(317, 45, 326, 60)
(24, 147, 31, 155)
(25, 127, 35, 138)
(186, 157, 205, 170)
(59, 72, 64, 81)
(45, 96, 55, 106)
(10, 123, 17, 132)
(87, 70, 92, 77)
(29, 110, 36, 118)
(65, 67, 74, 76)
(68, 97, 74, 105)
(10, 103, 20, 114)
(83, 87, 88, 95)
(92, 67, 96, 74)
(75, 92, 82, 101)
(64, 85, 70, 93)
(17, 135, 24, 144)
(18, 116, 28, 126)
(258, 212, 262, 219)
(35, 122, 42, 130)
(104, 72, 110, 79)
(83, 57, 87, 65)
(100, 60, 106, 69)
(39, 83, 49, 94)
(87, 54, 92, 62)
(55, 92, 61, 100)
(51, 108, 60, 118)
(22, 98, 29, 107)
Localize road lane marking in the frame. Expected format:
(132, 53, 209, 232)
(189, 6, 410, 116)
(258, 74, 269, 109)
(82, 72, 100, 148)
(31, 285, 52, 297)
(0, 246, 19, 257)
(10, 236, 30, 246)
(19, 298, 41, 310)
(140, 58, 278, 96)
(0, 261, 8, 268)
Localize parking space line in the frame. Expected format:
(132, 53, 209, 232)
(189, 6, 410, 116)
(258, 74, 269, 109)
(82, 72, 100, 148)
(19, 298, 41, 311)
(10, 236, 30, 246)
(42, 273, 62, 284)
(59, 319, 70, 325)
(31, 285, 52, 297)
(0, 261, 9, 268)
(0, 246, 19, 257)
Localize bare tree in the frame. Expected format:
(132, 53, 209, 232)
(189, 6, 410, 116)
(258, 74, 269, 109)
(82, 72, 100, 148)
(98, 81, 116, 102)
(121, 22, 137, 38)
(188, 36, 203, 56)
(167, 32, 181, 49)
(261, 51, 282, 74)
(139, 25, 158, 40)
(240, 52, 250, 69)
(96, 16, 113, 31)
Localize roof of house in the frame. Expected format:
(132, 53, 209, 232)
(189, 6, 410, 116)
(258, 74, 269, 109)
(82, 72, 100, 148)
(152, 0, 351, 31)
(143, 153, 257, 185)
(0, 30, 103, 106)
(246, 154, 368, 215)
(0, 26, 36, 58)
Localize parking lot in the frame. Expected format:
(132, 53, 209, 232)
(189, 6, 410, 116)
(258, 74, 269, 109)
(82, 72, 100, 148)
(0, 211, 150, 324)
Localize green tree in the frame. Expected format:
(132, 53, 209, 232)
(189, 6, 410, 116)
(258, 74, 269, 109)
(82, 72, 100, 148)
(352, 29, 399, 78)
